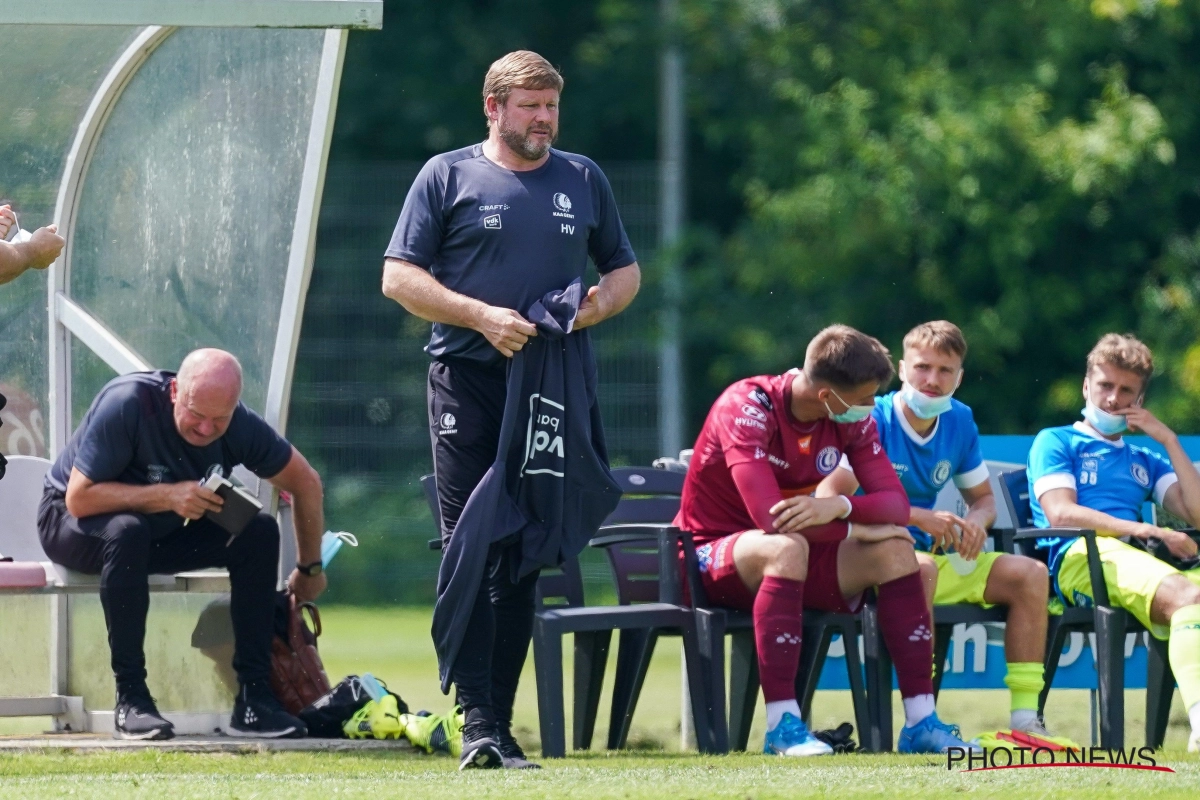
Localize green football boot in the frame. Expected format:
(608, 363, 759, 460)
(342, 695, 404, 740)
(401, 706, 464, 756)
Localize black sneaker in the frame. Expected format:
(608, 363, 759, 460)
(229, 683, 308, 739)
(114, 687, 174, 741)
(458, 718, 503, 770)
(497, 726, 541, 770)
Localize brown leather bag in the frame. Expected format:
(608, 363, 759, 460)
(270, 592, 332, 715)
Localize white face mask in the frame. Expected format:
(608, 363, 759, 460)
(898, 363, 961, 420)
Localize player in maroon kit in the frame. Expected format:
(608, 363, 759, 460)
(674, 325, 974, 755)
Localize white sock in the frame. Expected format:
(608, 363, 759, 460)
(902, 694, 935, 727)
(766, 699, 802, 730)
(1189, 701, 1200, 735)
(1010, 708, 1039, 732)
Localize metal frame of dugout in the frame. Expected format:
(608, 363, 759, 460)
(0, 0, 381, 733)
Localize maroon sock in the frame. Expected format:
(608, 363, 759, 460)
(753, 576, 805, 703)
(876, 571, 934, 699)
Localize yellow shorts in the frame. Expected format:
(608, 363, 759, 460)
(1055, 537, 1179, 639)
(929, 551, 1005, 608)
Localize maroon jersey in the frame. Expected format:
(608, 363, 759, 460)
(674, 370, 902, 542)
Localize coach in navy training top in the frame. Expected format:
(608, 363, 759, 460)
(37, 349, 327, 741)
(382, 50, 640, 770)
(386, 143, 634, 366)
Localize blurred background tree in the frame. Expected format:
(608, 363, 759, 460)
(300, 0, 1200, 602)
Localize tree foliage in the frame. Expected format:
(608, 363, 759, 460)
(677, 0, 1200, 433)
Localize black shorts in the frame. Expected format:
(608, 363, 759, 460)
(427, 358, 507, 544)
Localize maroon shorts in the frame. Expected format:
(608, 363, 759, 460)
(691, 531, 860, 613)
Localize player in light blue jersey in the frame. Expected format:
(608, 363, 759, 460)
(819, 321, 1062, 741)
(1028, 333, 1200, 752)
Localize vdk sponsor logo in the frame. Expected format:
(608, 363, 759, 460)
(521, 394, 566, 477)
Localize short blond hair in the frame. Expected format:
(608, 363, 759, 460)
(1086, 333, 1154, 387)
(482, 50, 563, 110)
(903, 320, 967, 360)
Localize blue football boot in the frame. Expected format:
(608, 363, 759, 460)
(897, 712, 979, 754)
(763, 712, 834, 757)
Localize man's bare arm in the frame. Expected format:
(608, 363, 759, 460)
(575, 262, 641, 329)
(0, 225, 65, 286)
(1040, 486, 1151, 537)
(381, 258, 537, 357)
(267, 447, 324, 566)
(65, 467, 222, 520)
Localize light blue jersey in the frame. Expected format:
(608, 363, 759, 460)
(839, 392, 989, 551)
(1027, 422, 1177, 583)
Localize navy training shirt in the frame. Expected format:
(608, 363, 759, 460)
(385, 143, 637, 366)
(46, 370, 294, 538)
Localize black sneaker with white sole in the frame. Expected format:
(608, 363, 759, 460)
(228, 682, 308, 739)
(497, 726, 541, 770)
(458, 719, 504, 770)
(114, 688, 174, 741)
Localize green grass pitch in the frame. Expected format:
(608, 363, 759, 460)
(2, 606, 1199, 798)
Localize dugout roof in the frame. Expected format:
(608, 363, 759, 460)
(0, 1, 381, 481)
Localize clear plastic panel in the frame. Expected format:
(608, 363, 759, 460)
(70, 28, 325, 412)
(0, 26, 137, 456)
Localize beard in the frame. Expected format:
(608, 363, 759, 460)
(497, 116, 557, 161)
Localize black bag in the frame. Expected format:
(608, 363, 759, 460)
(813, 722, 858, 754)
(298, 675, 409, 738)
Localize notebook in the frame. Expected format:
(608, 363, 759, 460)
(202, 472, 264, 538)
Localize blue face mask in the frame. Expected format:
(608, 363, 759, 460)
(1082, 400, 1128, 436)
(897, 363, 961, 420)
(824, 386, 874, 424)
(899, 382, 953, 420)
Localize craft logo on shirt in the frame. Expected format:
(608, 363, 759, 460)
(754, 447, 766, 460)
(438, 413, 457, 436)
(892, 462, 909, 476)
(741, 403, 767, 422)
(768, 453, 790, 469)
(816, 446, 840, 475)
(483, 214, 502, 230)
(521, 394, 566, 478)
(1131, 463, 1150, 488)
(872, 442, 882, 455)
(747, 387, 773, 410)
(552, 192, 575, 219)
(147, 464, 169, 484)
(932, 459, 952, 486)
(797, 436, 812, 455)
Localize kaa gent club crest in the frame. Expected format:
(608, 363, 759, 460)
(521, 394, 566, 478)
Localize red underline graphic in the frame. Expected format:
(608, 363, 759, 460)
(967, 763, 1175, 773)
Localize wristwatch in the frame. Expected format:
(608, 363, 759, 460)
(296, 560, 323, 577)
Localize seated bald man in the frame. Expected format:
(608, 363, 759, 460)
(38, 349, 326, 740)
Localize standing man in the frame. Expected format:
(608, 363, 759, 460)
(38, 349, 327, 740)
(381, 51, 640, 769)
(817, 321, 1066, 743)
(675, 325, 975, 756)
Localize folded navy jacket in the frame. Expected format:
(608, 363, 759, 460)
(432, 278, 622, 692)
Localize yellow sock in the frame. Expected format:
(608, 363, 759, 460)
(1169, 604, 1200, 710)
(1004, 661, 1044, 712)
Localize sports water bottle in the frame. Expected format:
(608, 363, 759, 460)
(321, 531, 358, 566)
